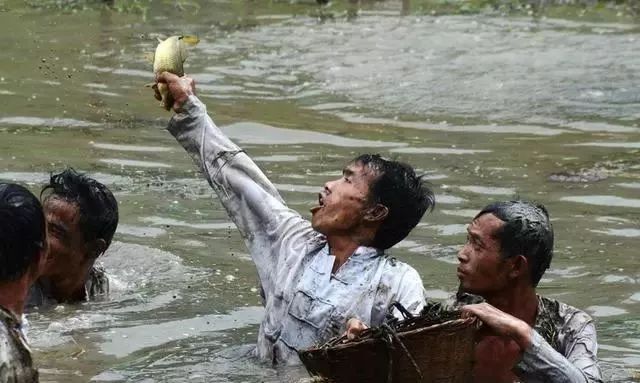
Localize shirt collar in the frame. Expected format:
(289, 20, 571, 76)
(324, 243, 382, 261)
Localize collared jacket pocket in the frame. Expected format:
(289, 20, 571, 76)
(288, 290, 335, 330)
(278, 290, 337, 351)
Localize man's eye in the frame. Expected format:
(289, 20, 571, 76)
(344, 176, 351, 183)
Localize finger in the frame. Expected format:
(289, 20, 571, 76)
(156, 71, 180, 84)
(152, 84, 162, 101)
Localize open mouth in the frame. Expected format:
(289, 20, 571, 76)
(310, 193, 325, 214)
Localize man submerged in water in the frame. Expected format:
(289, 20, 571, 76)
(26, 169, 119, 308)
(154, 72, 435, 365)
(0, 183, 46, 382)
(349, 200, 602, 382)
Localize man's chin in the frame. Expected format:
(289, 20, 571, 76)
(310, 218, 327, 235)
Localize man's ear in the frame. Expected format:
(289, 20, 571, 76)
(364, 204, 389, 223)
(88, 239, 108, 259)
(509, 254, 529, 280)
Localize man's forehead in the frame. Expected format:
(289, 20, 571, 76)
(44, 197, 80, 222)
(345, 161, 378, 177)
(469, 213, 504, 236)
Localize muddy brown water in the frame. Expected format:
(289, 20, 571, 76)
(0, 1, 638, 382)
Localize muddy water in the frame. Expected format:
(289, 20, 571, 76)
(0, 1, 639, 382)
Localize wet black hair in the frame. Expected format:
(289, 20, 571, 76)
(42, 168, 119, 249)
(0, 183, 46, 282)
(353, 154, 435, 250)
(475, 200, 553, 287)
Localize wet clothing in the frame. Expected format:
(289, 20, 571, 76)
(25, 266, 109, 309)
(168, 96, 426, 365)
(0, 306, 38, 383)
(516, 296, 602, 383)
(425, 293, 603, 383)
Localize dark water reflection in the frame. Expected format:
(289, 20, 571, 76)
(0, 1, 638, 381)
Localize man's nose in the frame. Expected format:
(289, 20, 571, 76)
(457, 245, 469, 263)
(324, 180, 335, 193)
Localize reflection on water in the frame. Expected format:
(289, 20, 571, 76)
(458, 185, 517, 196)
(99, 159, 173, 168)
(586, 305, 629, 318)
(223, 121, 406, 148)
(561, 195, 640, 208)
(91, 142, 173, 153)
(0, 116, 100, 127)
(98, 306, 264, 358)
(590, 228, 640, 238)
(390, 146, 491, 155)
(0, 1, 639, 381)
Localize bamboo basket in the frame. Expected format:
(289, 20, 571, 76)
(299, 311, 478, 383)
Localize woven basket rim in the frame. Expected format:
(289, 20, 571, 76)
(302, 316, 477, 354)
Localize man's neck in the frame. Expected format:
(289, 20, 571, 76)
(484, 283, 539, 326)
(327, 236, 362, 274)
(44, 266, 91, 303)
(0, 279, 30, 318)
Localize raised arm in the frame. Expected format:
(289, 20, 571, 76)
(156, 73, 314, 294)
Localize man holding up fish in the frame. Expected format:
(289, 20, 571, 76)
(153, 71, 435, 365)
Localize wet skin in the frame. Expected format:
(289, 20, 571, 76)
(458, 214, 531, 383)
(310, 162, 376, 237)
(457, 214, 512, 297)
(41, 198, 96, 302)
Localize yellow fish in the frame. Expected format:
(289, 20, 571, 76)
(149, 35, 199, 110)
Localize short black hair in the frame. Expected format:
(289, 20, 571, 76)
(475, 200, 553, 287)
(353, 154, 435, 250)
(42, 168, 119, 248)
(0, 183, 46, 282)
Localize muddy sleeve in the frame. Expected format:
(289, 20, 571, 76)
(514, 324, 603, 383)
(167, 96, 313, 293)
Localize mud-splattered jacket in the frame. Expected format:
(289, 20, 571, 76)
(168, 96, 426, 365)
(25, 266, 109, 309)
(423, 293, 603, 383)
(0, 306, 38, 383)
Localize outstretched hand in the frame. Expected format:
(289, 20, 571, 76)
(153, 72, 196, 113)
(461, 303, 533, 350)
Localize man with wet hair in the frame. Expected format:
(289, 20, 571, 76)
(0, 183, 46, 382)
(351, 200, 602, 382)
(154, 72, 435, 365)
(457, 201, 601, 382)
(27, 168, 119, 308)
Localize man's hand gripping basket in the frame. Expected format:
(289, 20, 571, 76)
(299, 303, 479, 383)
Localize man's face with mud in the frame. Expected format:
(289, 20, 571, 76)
(310, 161, 379, 237)
(42, 197, 93, 278)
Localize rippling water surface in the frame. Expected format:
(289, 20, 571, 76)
(0, 1, 638, 381)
